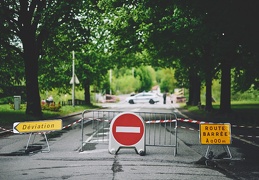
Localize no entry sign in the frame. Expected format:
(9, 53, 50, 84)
(112, 113, 144, 145)
(109, 112, 145, 155)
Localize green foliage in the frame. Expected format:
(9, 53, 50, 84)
(134, 66, 153, 92)
(107, 66, 159, 94)
(40, 87, 85, 104)
(184, 102, 259, 126)
(2, 0, 259, 115)
(0, 96, 16, 104)
(41, 103, 61, 112)
(0, 104, 97, 126)
(113, 75, 141, 94)
(0, 0, 93, 116)
(159, 68, 177, 93)
(232, 89, 259, 102)
(199, 80, 259, 104)
(199, 80, 221, 103)
(9, 103, 25, 110)
(109, 66, 180, 94)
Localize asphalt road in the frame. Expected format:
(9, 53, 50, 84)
(0, 97, 258, 180)
(100, 99, 259, 180)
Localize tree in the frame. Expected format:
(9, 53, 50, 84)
(134, 66, 153, 92)
(159, 68, 177, 93)
(97, 0, 259, 114)
(0, 1, 88, 117)
(0, 47, 24, 89)
(194, 0, 259, 112)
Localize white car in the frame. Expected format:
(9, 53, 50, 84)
(126, 92, 160, 104)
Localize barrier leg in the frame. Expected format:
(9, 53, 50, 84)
(205, 145, 232, 160)
(25, 133, 50, 153)
(25, 133, 33, 150)
(41, 132, 50, 153)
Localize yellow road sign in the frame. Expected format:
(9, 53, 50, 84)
(13, 119, 62, 133)
(200, 123, 231, 145)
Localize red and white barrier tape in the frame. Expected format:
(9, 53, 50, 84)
(88, 118, 111, 122)
(1, 117, 258, 138)
(177, 118, 209, 125)
(0, 118, 83, 135)
(0, 127, 13, 133)
(62, 119, 82, 129)
(177, 118, 259, 129)
(36, 118, 83, 134)
(145, 120, 176, 124)
(145, 118, 259, 139)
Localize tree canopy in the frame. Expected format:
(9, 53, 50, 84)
(0, 0, 90, 117)
(1, 0, 259, 117)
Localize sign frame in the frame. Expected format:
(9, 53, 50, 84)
(13, 119, 63, 134)
(13, 119, 63, 153)
(199, 123, 231, 145)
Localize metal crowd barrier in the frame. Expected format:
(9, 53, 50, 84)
(80, 110, 178, 156)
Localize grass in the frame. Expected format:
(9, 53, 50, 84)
(0, 104, 99, 128)
(182, 101, 259, 126)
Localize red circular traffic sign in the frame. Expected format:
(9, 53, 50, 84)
(112, 113, 144, 146)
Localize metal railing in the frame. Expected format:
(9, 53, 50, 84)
(80, 110, 178, 155)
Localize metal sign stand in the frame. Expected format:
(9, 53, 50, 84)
(200, 123, 232, 161)
(25, 132, 50, 153)
(205, 145, 232, 160)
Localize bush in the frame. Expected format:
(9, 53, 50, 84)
(9, 103, 25, 110)
(41, 102, 61, 112)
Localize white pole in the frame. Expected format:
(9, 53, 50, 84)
(72, 51, 75, 107)
(110, 69, 112, 95)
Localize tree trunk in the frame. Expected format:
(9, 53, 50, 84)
(220, 60, 232, 113)
(23, 37, 42, 118)
(84, 78, 91, 105)
(187, 69, 201, 106)
(204, 46, 213, 112)
(187, 71, 194, 106)
(192, 73, 201, 106)
(205, 75, 213, 111)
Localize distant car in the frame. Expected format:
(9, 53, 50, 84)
(125, 92, 159, 104)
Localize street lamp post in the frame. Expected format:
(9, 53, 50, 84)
(110, 69, 112, 95)
(69, 51, 80, 107)
(72, 51, 75, 107)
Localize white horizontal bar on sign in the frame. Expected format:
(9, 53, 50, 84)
(116, 126, 140, 133)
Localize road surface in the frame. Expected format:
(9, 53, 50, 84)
(0, 96, 258, 179)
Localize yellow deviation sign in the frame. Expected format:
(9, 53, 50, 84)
(13, 119, 62, 133)
(200, 123, 231, 145)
